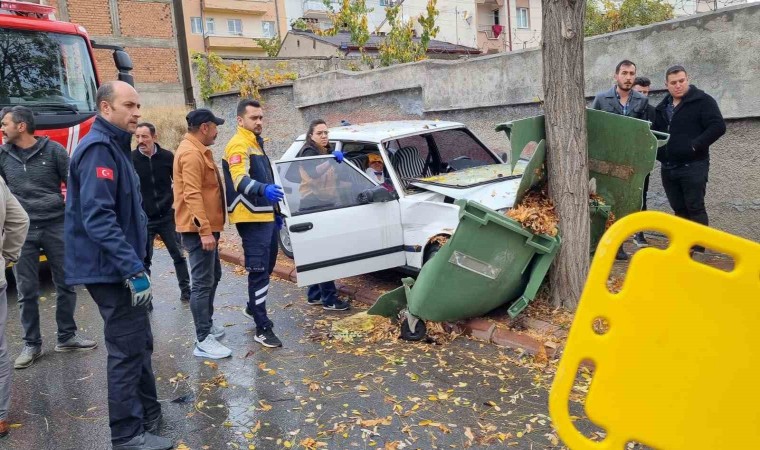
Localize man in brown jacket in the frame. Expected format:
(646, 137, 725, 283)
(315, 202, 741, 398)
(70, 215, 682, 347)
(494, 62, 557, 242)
(0, 176, 30, 438)
(173, 109, 231, 359)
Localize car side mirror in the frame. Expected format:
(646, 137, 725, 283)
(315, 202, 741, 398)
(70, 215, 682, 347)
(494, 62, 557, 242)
(114, 50, 133, 72)
(357, 185, 396, 204)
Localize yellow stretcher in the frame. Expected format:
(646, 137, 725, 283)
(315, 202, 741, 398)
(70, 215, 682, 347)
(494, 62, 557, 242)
(550, 211, 760, 449)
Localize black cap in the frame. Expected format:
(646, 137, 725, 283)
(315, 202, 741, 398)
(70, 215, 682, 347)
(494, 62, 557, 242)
(186, 108, 225, 127)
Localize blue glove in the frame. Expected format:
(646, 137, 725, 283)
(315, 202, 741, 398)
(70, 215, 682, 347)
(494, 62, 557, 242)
(332, 150, 344, 163)
(263, 184, 285, 202)
(125, 272, 152, 307)
(275, 215, 284, 230)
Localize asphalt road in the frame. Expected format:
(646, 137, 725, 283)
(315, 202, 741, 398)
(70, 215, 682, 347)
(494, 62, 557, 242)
(0, 249, 583, 450)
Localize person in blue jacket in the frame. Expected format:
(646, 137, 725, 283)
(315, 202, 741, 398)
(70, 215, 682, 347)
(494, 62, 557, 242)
(64, 81, 172, 450)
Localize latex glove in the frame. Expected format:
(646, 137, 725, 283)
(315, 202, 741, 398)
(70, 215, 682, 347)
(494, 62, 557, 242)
(126, 272, 152, 308)
(275, 215, 284, 230)
(332, 150, 344, 163)
(264, 184, 285, 202)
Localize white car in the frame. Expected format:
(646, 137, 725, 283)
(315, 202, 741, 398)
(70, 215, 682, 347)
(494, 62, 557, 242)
(274, 120, 528, 287)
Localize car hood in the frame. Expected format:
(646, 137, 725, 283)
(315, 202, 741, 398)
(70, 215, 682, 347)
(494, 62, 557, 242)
(411, 166, 521, 211)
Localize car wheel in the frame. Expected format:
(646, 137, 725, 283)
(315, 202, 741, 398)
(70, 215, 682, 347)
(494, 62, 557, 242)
(278, 226, 294, 259)
(422, 242, 442, 265)
(400, 318, 427, 341)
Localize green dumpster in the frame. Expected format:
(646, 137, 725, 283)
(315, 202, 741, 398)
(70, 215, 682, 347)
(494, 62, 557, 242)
(368, 198, 560, 338)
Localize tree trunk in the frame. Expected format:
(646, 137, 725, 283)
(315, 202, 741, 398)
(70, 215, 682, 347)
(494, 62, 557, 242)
(541, 0, 589, 310)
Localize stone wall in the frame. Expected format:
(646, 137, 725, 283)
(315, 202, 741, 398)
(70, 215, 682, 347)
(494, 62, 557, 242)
(205, 4, 760, 241)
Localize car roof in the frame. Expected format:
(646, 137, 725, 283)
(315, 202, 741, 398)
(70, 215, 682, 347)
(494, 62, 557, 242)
(292, 120, 466, 144)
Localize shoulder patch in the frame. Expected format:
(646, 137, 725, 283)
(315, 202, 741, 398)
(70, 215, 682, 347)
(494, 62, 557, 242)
(229, 154, 242, 165)
(96, 167, 114, 180)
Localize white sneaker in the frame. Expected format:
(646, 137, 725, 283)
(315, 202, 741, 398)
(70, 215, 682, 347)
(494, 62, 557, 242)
(210, 323, 225, 339)
(193, 335, 232, 359)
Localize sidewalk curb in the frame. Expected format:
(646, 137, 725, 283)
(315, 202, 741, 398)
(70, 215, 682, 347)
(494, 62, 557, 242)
(218, 247, 564, 357)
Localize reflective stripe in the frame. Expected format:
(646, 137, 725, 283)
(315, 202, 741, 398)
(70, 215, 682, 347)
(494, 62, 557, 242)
(255, 284, 269, 297)
(255, 295, 267, 305)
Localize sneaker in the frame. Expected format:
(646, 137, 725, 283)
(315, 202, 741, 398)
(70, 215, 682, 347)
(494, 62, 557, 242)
(633, 232, 649, 248)
(14, 345, 42, 369)
(323, 299, 350, 311)
(306, 297, 322, 306)
(615, 246, 630, 261)
(113, 431, 173, 450)
(210, 323, 225, 339)
(242, 306, 255, 321)
(254, 328, 282, 348)
(55, 335, 98, 352)
(193, 335, 232, 359)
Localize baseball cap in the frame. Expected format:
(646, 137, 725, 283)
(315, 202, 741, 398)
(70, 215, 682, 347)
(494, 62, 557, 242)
(186, 108, 225, 127)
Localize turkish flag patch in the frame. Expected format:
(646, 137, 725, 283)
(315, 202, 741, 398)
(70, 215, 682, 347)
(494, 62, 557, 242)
(96, 167, 114, 180)
(229, 154, 242, 165)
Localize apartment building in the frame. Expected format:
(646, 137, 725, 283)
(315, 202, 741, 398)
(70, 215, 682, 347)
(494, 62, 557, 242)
(183, 0, 288, 57)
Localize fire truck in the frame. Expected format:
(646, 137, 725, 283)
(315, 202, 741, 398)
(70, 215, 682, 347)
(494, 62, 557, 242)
(0, 0, 134, 154)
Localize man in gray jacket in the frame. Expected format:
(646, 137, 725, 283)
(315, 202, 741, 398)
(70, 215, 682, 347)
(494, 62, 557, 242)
(0, 106, 96, 370)
(0, 176, 29, 438)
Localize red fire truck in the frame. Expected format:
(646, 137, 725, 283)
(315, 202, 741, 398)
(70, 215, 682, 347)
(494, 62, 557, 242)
(0, 0, 133, 154)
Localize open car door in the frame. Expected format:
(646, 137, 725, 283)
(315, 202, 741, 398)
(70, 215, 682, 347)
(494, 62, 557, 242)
(274, 156, 406, 286)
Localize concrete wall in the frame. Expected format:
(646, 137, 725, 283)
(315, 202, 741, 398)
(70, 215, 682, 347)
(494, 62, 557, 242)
(205, 4, 760, 241)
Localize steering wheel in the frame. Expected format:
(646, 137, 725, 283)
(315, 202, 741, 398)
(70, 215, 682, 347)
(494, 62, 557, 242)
(452, 156, 472, 162)
(445, 156, 472, 173)
(30, 88, 63, 98)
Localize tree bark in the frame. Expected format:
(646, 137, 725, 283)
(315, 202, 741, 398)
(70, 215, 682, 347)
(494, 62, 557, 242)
(541, 0, 589, 310)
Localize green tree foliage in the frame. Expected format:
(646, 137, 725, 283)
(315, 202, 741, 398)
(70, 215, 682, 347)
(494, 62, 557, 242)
(377, 0, 440, 67)
(320, 0, 372, 51)
(255, 36, 282, 57)
(585, 0, 674, 37)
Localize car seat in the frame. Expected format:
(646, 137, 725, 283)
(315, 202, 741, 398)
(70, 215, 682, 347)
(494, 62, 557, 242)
(391, 146, 431, 187)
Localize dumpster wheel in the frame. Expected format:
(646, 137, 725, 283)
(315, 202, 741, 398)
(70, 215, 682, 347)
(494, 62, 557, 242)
(400, 312, 427, 341)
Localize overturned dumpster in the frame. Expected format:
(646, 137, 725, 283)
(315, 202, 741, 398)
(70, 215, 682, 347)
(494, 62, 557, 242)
(369, 109, 667, 340)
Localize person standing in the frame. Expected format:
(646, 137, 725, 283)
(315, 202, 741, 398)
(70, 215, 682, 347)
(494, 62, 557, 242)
(296, 119, 350, 311)
(591, 59, 650, 260)
(174, 109, 230, 359)
(0, 106, 97, 370)
(222, 99, 284, 348)
(132, 122, 191, 305)
(653, 65, 726, 252)
(0, 176, 29, 439)
(65, 81, 172, 450)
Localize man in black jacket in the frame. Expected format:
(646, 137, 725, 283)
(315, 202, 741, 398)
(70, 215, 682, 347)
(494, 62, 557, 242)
(0, 106, 97, 370)
(653, 66, 726, 248)
(132, 123, 191, 303)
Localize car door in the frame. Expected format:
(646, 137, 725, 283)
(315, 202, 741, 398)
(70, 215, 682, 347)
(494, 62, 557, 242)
(274, 155, 405, 286)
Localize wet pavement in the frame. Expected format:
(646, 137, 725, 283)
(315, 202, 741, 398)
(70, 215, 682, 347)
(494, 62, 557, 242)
(1, 250, 581, 450)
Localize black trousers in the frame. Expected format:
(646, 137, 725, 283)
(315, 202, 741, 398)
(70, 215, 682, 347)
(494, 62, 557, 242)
(145, 215, 191, 299)
(85, 283, 161, 445)
(661, 159, 709, 226)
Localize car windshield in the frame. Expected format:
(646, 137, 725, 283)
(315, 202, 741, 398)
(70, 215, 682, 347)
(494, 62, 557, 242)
(276, 156, 378, 216)
(0, 28, 97, 112)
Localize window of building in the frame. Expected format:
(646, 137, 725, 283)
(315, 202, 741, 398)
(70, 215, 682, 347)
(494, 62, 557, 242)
(228, 19, 243, 35)
(492, 9, 499, 25)
(190, 17, 203, 34)
(205, 18, 216, 35)
(516, 8, 529, 29)
(262, 21, 276, 37)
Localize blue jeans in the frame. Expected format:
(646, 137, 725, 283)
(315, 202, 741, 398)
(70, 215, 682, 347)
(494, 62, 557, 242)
(307, 282, 339, 306)
(236, 222, 278, 331)
(181, 232, 222, 342)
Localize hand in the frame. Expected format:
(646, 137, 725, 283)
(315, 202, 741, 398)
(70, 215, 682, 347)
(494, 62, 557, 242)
(264, 184, 285, 202)
(332, 150, 344, 163)
(200, 234, 217, 251)
(275, 215, 284, 230)
(126, 272, 152, 308)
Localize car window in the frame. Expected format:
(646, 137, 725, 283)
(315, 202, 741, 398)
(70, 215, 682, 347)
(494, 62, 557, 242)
(385, 134, 433, 191)
(276, 157, 377, 216)
(430, 129, 497, 165)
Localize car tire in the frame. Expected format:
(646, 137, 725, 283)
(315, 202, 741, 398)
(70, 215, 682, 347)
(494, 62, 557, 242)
(422, 242, 442, 266)
(278, 226, 294, 259)
(400, 318, 427, 341)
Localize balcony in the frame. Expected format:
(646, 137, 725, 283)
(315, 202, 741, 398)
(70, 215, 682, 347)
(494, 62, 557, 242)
(204, 33, 266, 50)
(478, 24, 505, 39)
(203, 0, 268, 15)
(302, 0, 340, 19)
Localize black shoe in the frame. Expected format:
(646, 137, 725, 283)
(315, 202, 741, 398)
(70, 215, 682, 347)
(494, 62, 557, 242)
(306, 297, 322, 306)
(254, 328, 282, 348)
(242, 306, 255, 321)
(615, 247, 630, 261)
(113, 432, 173, 450)
(633, 232, 648, 248)
(143, 413, 162, 434)
(323, 299, 350, 311)
(180, 294, 190, 303)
